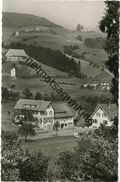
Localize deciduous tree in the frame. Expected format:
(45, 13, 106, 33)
(18, 109, 36, 141)
(23, 88, 33, 99)
(99, 1, 119, 103)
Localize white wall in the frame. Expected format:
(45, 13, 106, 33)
(55, 117, 74, 129)
(90, 106, 113, 129)
(33, 104, 54, 130)
(11, 68, 16, 78)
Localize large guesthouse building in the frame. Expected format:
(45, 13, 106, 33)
(14, 99, 74, 130)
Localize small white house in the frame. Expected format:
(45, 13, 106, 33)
(100, 82, 110, 91)
(6, 49, 27, 62)
(15, 31, 20, 36)
(89, 104, 117, 129)
(11, 67, 16, 79)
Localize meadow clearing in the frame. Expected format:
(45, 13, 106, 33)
(2, 76, 107, 99)
(21, 136, 78, 169)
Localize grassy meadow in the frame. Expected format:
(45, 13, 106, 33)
(21, 136, 78, 169)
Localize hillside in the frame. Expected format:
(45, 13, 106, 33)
(2, 12, 110, 78)
(2, 12, 62, 28)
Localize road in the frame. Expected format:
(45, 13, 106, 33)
(65, 53, 114, 78)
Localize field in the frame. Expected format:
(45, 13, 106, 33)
(2, 60, 68, 78)
(21, 136, 78, 169)
(75, 45, 108, 67)
(2, 27, 80, 50)
(2, 75, 109, 100)
(80, 61, 102, 77)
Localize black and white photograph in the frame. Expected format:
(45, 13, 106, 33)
(1, 0, 119, 181)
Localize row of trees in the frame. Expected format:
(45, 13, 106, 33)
(2, 87, 19, 101)
(84, 37, 106, 49)
(23, 88, 65, 101)
(2, 87, 65, 101)
(63, 45, 79, 55)
(2, 123, 118, 181)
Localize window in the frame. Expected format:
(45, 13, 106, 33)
(34, 111, 38, 115)
(49, 111, 52, 115)
(40, 111, 46, 115)
(94, 119, 97, 123)
(103, 120, 108, 125)
(96, 113, 100, 117)
(102, 113, 106, 117)
(16, 115, 20, 120)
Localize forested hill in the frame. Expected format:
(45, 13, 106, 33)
(5, 42, 81, 77)
(2, 12, 62, 28)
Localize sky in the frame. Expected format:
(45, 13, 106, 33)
(3, 0, 106, 30)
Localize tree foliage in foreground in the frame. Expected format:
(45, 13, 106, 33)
(99, 1, 119, 103)
(1, 131, 24, 181)
(23, 87, 33, 99)
(18, 150, 49, 181)
(1, 130, 50, 181)
(18, 109, 36, 141)
(56, 125, 118, 182)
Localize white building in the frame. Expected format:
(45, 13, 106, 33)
(52, 103, 74, 129)
(6, 49, 27, 62)
(89, 104, 118, 129)
(10, 67, 16, 79)
(14, 99, 74, 130)
(15, 31, 20, 36)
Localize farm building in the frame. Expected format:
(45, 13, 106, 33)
(82, 78, 111, 91)
(14, 99, 74, 130)
(6, 49, 27, 62)
(82, 80, 99, 89)
(15, 31, 20, 36)
(88, 104, 118, 129)
(52, 103, 74, 129)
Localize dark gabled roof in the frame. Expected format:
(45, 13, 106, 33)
(6, 49, 27, 57)
(51, 102, 74, 118)
(101, 104, 118, 120)
(14, 99, 74, 117)
(90, 103, 118, 120)
(14, 99, 50, 111)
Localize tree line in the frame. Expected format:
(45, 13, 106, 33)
(2, 87, 65, 102)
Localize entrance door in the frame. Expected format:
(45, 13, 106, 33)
(61, 124, 64, 129)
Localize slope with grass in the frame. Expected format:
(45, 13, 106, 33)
(3, 12, 62, 28)
(2, 12, 111, 81)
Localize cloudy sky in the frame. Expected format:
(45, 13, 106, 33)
(3, 0, 106, 29)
